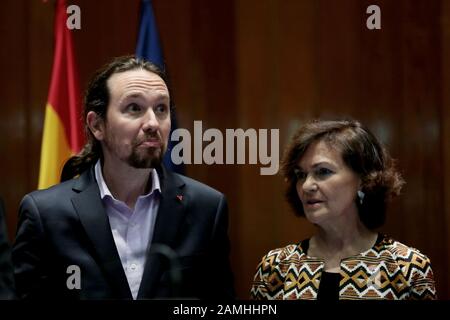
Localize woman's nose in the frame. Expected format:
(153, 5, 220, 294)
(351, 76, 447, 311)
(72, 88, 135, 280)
(302, 174, 318, 193)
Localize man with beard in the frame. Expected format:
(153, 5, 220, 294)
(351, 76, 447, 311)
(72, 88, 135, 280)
(12, 56, 235, 300)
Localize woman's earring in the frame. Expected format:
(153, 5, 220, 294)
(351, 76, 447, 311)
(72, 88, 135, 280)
(357, 190, 365, 205)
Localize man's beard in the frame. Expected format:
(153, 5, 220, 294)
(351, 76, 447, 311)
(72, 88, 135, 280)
(127, 145, 165, 168)
(104, 132, 167, 169)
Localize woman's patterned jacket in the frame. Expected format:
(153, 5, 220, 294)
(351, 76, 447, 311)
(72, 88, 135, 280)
(251, 234, 436, 300)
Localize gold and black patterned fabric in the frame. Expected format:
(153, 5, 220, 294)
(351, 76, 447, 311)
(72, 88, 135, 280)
(251, 234, 436, 300)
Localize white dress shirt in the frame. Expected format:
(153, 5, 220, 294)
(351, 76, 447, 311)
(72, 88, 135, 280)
(94, 160, 160, 299)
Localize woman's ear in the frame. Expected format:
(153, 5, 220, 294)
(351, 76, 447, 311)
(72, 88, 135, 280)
(86, 111, 105, 141)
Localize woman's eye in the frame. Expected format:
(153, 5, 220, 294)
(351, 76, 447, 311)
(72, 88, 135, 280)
(294, 169, 307, 180)
(316, 168, 333, 177)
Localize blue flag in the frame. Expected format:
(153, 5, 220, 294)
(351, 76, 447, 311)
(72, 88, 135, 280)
(136, 0, 184, 174)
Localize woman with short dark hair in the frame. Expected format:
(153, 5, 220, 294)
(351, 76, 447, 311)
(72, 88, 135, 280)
(251, 119, 436, 300)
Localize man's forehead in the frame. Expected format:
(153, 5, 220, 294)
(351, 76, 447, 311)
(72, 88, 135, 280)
(107, 69, 169, 95)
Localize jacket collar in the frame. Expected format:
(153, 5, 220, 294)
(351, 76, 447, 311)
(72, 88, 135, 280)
(137, 165, 187, 298)
(71, 167, 132, 298)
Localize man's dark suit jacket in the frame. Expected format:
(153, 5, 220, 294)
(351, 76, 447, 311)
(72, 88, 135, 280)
(0, 198, 15, 299)
(12, 166, 234, 300)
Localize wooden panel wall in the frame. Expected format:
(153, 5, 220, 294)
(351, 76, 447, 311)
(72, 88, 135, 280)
(442, 0, 450, 301)
(0, 0, 448, 299)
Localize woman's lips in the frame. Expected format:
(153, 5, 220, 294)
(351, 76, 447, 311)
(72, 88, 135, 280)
(304, 200, 324, 209)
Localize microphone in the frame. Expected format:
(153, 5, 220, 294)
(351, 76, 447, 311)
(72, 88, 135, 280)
(147, 243, 182, 298)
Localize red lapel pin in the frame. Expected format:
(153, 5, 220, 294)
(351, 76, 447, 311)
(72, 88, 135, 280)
(176, 195, 183, 202)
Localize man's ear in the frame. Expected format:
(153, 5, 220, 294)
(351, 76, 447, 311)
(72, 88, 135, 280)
(86, 111, 105, 141)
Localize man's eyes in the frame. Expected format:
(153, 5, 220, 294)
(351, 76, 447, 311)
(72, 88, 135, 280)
(154, 104, 168, 115)
(125, 103, 142, 113)
(124, 103, 169, 116)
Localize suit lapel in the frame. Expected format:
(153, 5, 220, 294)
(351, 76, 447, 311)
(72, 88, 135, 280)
(71, 168, 132, 299)
(137, 167, 186, 298)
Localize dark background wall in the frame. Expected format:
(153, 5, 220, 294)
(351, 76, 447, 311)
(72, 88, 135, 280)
(1, 0, 449, 299)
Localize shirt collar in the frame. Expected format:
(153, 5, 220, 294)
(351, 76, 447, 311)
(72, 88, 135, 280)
(94, 159, 161, 201)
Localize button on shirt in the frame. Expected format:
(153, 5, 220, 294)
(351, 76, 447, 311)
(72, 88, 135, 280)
(94, 160, 161, 300)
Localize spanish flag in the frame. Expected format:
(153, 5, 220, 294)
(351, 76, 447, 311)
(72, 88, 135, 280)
(38, 0, 83, 189)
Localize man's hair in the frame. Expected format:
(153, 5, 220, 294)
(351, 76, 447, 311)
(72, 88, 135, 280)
(61, 55, 173, 181)
(281, 119, 404, 229)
